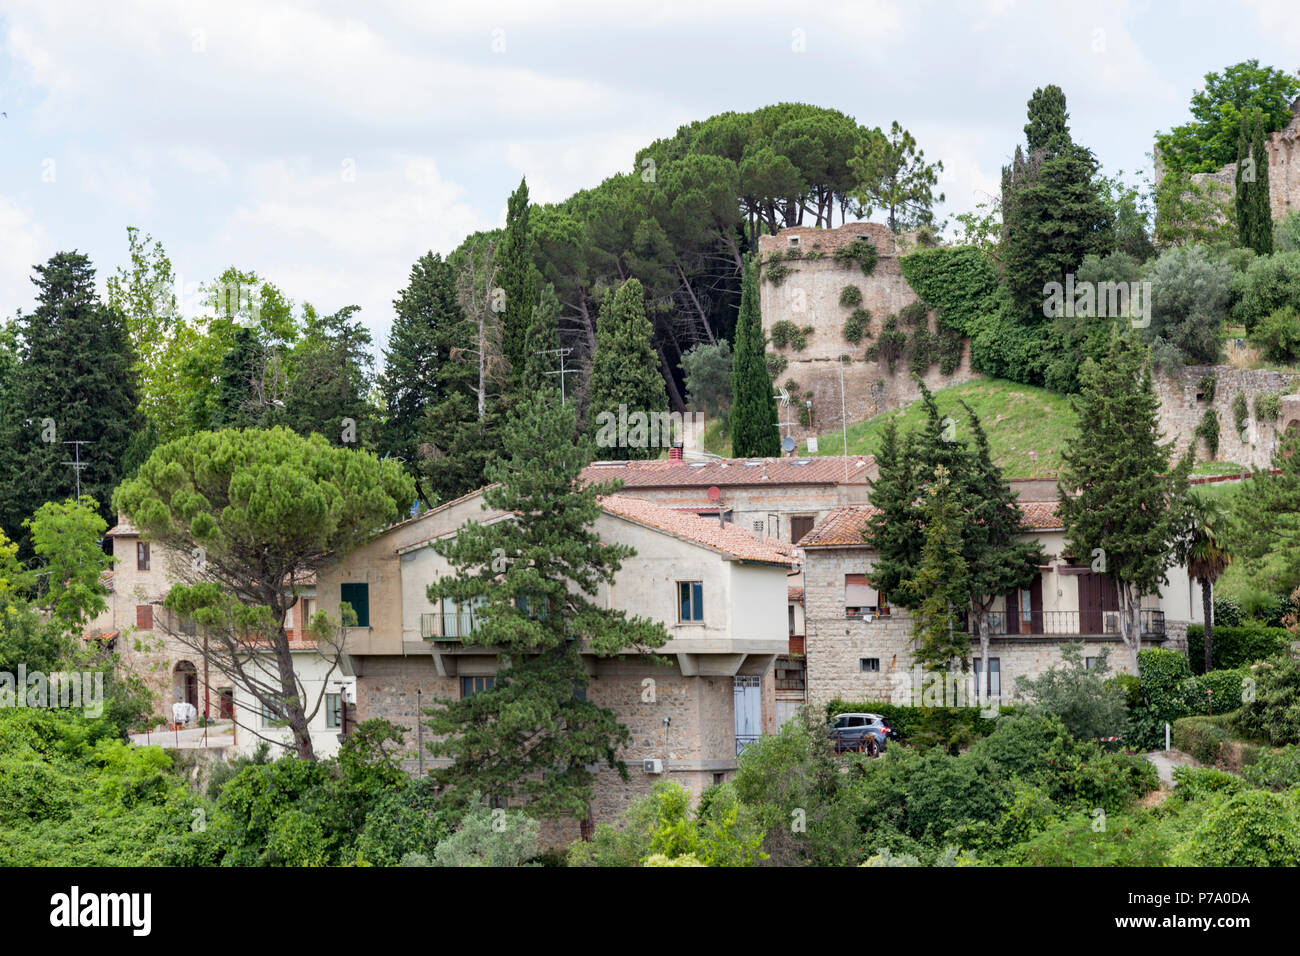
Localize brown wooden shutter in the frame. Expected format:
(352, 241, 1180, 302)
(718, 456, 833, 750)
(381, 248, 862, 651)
(1030, 574, 1044, 634)
(136, 604, 153, 630)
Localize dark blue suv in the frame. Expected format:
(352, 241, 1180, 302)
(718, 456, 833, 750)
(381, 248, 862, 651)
(829, 713, 891, 756)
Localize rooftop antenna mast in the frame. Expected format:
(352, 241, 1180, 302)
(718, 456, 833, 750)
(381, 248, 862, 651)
(536, 346, 577, 403)
(61, 440, 94, 498)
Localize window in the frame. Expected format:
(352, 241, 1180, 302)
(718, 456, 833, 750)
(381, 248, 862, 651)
(137, 541, 150, 571)
(752, 520, 765, 534)
(678, 581, 704, 622)
(845, 574, 885, 617)
(788, 605, 795, 636)
(790, 516, 815, 544)
(340, 582, 370, 628)
(260, 700, 282, 728)
(461, 676, 496, 697)
(298, 597, 314, 629)
(1085, 657, 1099, 670)
(787, 235, 800, 247)
(973, 658, 1001, 697)
(713, 772, 725, 785)
(860, 658, 880, 673)
(325, 693, 342, 729)
(136, 604, 153, 630)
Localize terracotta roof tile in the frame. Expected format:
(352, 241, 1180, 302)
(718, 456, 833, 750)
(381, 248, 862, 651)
(599, 494, 796, 566)
(581, 455, 875, 489)
(788, 587, 804, 603)
(801, 500, 1062, 548)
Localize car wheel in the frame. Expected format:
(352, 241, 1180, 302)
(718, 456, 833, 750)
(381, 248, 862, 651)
(864, 737, 879, 757)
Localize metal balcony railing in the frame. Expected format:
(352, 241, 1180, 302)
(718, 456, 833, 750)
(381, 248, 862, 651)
(965, 609, 1166, 637)
(420, 608, 480, 641)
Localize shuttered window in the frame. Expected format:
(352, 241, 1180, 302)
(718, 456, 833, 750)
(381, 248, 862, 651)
(136, 604, 153, 630)
(844, 574, 878, 615)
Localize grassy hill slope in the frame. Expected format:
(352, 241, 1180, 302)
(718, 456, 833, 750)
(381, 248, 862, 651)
(801, 378, 1077, 479)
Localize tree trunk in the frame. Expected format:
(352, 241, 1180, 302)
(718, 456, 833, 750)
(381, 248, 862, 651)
(1202, 576, 1214, 674)
(658, 343, 686, 413)
(675, 261, 716, 345)
(272, 622, 315, 760)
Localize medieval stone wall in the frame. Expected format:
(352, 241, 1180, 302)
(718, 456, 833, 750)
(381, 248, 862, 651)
(1154, 364, 1298, 468)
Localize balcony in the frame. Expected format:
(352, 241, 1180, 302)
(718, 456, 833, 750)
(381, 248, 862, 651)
(420, 608, 480, 641)
(968, 609, 1165, 638)
(736, 734, 760, 755)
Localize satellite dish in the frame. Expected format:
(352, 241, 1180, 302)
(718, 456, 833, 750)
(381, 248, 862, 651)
(707, 486, 721, 502)
(782, 437, 797, 453)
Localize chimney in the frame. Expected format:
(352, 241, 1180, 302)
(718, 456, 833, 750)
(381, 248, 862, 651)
(669, 442, 685, 463)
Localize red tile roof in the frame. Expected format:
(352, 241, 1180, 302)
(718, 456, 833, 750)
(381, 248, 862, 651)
(599, 494, 796, 566)
(788, 587, 804, 603)
(581, 455, 875, 489)
(800, 500, 1062, 548)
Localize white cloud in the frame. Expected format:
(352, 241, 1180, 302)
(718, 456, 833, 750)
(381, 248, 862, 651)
(0, 196, 52, 319)
(214, 154, 491, 342)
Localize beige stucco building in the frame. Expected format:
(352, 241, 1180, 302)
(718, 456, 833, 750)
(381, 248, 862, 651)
(315, 488, 795, 838)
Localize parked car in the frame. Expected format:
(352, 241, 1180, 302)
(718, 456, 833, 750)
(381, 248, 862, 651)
(828, 712, 890, 756)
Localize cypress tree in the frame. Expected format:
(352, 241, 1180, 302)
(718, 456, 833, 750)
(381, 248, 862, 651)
(499, 178, 538, 382)
(1235, 108, 1274, 255)
(1057, 329, 1192, 670)
(586, 279, 668, 460)
(5, 252, 140, 549)
(864, 418, 923, 608)
(1001, 86, 1113, 315)
(906, 467, 970, 673)
(730, 256, 780, 458)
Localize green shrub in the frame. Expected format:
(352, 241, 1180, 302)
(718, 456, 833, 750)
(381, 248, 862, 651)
(1255, 391, 1281, 422)
(840, 285, 863, 308)
(936, 327, 964, 375)
(1172, 788, 1300, 866)
(899, 301, 930, 327)
(843, 307, 870, 344)
(1004, 811, 1174, 866)
(1195, 407, 1220, 458)
(1014, 643, 1130, 741)
(1231, 390, 1248, 435)
(1172, 714, 1232, 764)
(765, 352, 787, 378)
(867, 316, 907, 372)
(1241, 745, 1300, 790)
(1212, 596, 1243, 627)
(762, 260, 792, 286)
(907, 326, 934, 375)
(1169, 765, 1246, 803)
(1237, 654, 1300, 745)
(1248, 305, 1300, 362)
(834, 238, 878, 275)
(1198, 373, 1217, 404)
(1187, 624, 1291, 671)
(1233, 251, 1300, 334)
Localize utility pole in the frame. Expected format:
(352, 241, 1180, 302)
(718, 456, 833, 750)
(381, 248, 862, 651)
(535, 346, 577, 403)
(61, 440, 94, 498)
(838, 355, 850, 482)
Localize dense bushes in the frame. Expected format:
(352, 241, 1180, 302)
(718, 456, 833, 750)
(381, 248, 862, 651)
(1172, 714, 1235, 764)
(1170, 789, 1300, 866)
(1236, 654, 1300, 745)
(1232, 250, 1300, 333)
(899, 246, 1002, 337)
(1187, 623, 1292, 671)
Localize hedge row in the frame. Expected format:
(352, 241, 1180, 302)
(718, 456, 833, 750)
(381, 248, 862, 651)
(1187, 624, 1293, 672)
(822, 699, 1018, 752)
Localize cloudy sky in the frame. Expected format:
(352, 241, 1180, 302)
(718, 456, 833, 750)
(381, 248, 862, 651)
(2, 0, 1298, 351)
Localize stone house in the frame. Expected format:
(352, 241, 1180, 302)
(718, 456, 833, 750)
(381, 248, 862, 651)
(314, 487, 794, 838)
(579, 454, 875, 546)
(796, 499, 1203, 712)
(86, 516, 320, 732)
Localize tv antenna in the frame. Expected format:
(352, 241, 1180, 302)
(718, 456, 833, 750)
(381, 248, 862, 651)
(61, 440, 94, 498)
(535, 346, 577, 403)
